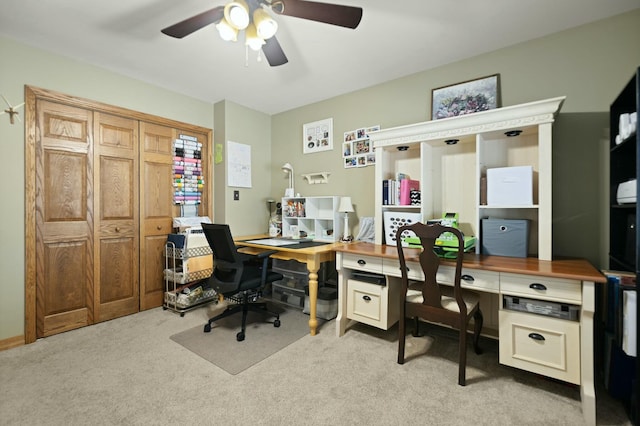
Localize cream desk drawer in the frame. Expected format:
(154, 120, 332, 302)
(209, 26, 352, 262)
(346, 279, 399, 330)
(382, 259, 423, 280)
(342, 254, 383, 274)
(436, 266, 500, 293)
(500, 273, 581, 304)
(499, 309, 580, 384)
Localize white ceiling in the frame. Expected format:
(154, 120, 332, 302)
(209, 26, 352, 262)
(1, 0, 639, 115)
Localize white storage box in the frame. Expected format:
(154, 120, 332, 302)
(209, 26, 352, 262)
(383, 211, 422, 247)
(617, 179, 637, 204)
(487, 166, 533, 206)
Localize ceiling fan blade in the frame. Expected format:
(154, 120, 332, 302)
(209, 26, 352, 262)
(262, 36, 288, 66)
(161, 6, 225, 38)
(272, 0, 363, 29)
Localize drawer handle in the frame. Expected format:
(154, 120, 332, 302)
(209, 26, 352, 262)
(528, 333, 545, 341)
(461, 274, 474, 282)
(529, 283, 547, 291)
(357, 259, 367, 266)
(362, 295, 371, 301)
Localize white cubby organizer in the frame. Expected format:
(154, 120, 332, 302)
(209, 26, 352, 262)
(281, 196, 343, 242)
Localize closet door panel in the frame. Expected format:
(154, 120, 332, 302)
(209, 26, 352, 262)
(140, 122, 174, 310)
(36, 100, 94, 337)
(94, 112, 139, 322)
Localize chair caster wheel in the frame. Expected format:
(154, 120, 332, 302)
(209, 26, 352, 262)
(236, 332, 245, 342)
(274, 319, 281, 328)
(180, 312, 185, 317)
(204, 324, 211, 333)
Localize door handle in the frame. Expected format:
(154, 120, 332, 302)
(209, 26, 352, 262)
(357, 259, 366, 266)
(461, 274, 474, 282)
(362, 295, 371, 301)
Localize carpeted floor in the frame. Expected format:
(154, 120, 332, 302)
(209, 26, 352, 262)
(0, 304, 632, 425)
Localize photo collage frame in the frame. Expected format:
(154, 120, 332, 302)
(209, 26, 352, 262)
(343, 125, 380, 168)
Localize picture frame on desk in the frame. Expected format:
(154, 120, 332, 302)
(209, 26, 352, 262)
(431, 74, 501, 120)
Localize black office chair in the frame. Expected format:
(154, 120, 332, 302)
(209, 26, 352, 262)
(201, 223, 283, 342)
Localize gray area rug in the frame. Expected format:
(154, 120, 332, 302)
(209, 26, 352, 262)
(170, 302, 311, 375)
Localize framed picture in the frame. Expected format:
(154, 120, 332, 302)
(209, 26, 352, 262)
(303, 118, 333, 154)
(344, 156, 357, 168)
(431, 74, 500, 120)
(342, 124, 380, 168)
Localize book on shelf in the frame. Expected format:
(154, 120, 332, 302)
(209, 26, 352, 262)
(382, 179, 398, 205)
(399, 179, 420, 205)
(382, 179, 390, 205)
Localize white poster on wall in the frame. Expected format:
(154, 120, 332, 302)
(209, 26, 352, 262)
(227, 140, 252, 188)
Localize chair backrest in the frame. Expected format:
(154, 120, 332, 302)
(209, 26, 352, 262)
(201, 223, 245, 293)
(396, 222, 466, 313)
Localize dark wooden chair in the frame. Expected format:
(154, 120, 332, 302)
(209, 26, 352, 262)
(396, 222, 483, 386)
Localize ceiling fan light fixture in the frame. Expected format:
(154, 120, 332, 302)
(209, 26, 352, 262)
(216, 18, 238, 41)
(253, 8, 278, 39)
(224, 0, 250, 30)
(245, 23, 266, 51)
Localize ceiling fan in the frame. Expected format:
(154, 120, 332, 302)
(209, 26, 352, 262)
(161, 0, 363, 67)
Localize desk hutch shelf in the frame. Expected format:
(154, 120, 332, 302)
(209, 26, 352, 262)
(369, 96, 565, 261)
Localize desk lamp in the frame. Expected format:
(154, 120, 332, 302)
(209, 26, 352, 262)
(282, 163, 294, 197)
(338, 196, 354, 242)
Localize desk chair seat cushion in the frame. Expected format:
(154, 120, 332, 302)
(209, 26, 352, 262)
(405, 286, 480, 314)
(213, 267, 283, 296)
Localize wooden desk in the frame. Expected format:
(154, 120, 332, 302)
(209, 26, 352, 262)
(235, 236, 341, 336)
(334, 242, 606, 426)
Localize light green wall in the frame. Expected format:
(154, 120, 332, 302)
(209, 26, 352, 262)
(271, 9, 640, 267)
(213, 99, 272, 236)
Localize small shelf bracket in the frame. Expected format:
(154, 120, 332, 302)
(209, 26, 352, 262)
(302, 172, 330, 184)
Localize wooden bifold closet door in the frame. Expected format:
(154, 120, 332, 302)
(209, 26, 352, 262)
(25, 86, 212, 342)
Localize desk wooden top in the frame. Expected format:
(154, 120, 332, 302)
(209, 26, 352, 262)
(334, 242, 607, 283)
(235, 234, 341, 255)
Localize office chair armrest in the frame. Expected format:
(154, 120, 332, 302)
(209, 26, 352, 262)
(255, 249, 279, 259)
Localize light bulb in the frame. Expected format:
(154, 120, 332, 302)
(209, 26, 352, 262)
(254, 8, 278, 39)
(245, 23, 265, 51)
(216, 18, 238, 41)
(224, 1, 249, 30)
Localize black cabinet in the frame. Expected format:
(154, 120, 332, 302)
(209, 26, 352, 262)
(610, 68, 639, 272)
(609, 66, 639, 425)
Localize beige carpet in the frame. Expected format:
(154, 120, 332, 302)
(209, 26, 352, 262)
(0, 306, 632, 425)
(170, 302, 313, 375)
